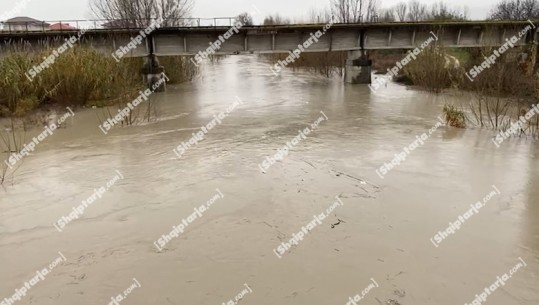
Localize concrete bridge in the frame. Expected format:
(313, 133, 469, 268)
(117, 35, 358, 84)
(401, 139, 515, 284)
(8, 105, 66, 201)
(1, 20, 537, 84)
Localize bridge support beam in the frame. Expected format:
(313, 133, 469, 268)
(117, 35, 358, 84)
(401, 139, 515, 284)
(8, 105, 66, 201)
(345, 50, 372, 84)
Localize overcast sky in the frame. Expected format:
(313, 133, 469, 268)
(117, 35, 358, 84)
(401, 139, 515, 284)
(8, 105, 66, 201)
(2, 0, 495, 23)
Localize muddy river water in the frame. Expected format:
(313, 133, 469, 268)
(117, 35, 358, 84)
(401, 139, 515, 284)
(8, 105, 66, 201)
(0, 55, 538, 305)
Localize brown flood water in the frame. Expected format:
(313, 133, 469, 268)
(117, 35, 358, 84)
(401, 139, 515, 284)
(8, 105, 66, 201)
(0, 55, 538, 305)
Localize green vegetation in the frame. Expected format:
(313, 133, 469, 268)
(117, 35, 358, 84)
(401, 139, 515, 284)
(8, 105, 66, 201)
(446, 48, 470, 65)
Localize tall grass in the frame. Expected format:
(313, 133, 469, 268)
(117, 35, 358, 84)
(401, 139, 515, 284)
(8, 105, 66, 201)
(0, 48, 199, 117)
(0, 48, 142, 116)
(159, 56, 199, 84)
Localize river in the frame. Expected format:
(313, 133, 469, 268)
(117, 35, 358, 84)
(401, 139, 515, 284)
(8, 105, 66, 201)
(0, 55, 538, 305)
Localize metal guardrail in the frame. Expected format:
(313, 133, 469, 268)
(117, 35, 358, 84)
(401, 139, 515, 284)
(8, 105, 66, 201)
(0, 17, 240, 33)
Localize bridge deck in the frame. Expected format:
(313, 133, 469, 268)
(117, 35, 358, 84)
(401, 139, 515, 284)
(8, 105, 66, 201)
(1, 21, 537, 57)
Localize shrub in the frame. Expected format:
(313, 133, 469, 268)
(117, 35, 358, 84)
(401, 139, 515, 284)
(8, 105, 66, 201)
(443, 104, 467, 128)
(403, 46, 455, 93)
(158, 56, 199, 84)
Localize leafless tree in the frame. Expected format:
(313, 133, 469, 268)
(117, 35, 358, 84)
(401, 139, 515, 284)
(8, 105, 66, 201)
(331, 0, 355, 22)
(428, 1, 469, 21)
(263, 13, 291, 25)
(394, 2, 408, 21)
(90, 0, 194, 27)
(331, 0, 380, 23)
(236, 12, 254, 25)
(306, 7, 333, 23)
(367, 0, 380, 21)
(489, 0, 539, 20)
(407, 0, 428, 21)
(379, 8, 396, 22)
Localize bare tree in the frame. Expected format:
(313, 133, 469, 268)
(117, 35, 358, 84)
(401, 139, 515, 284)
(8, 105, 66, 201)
(331, 0, 380, 23)
(90, 0, 194, 27)
(366, 0, 380, 21)
(379, 8, 396, 22)
(263, 13, 291, 25)
(407, 0, 428, 21)
(332, 0, 355, 22)
(427, 1, 469, 21)
(394, 2, 408, 21)
(306, 7, 333, 23)
(236, 12, 254, 25)
(489, 0, 539, 20)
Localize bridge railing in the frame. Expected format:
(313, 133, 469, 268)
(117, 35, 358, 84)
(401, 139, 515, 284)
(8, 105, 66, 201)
(0, 18, 239, 33)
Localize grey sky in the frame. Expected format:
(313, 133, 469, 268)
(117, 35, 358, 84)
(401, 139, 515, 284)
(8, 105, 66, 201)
(3, 0, 495, 22)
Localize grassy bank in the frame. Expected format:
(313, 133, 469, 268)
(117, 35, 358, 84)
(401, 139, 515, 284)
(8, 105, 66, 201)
(0, 48, 199, 184)
(0, 48, 198, 118)
(0, 48, 138, 117)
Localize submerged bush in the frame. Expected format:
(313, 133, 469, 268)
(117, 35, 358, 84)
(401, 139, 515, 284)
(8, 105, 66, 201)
(443, 104, 467, 128)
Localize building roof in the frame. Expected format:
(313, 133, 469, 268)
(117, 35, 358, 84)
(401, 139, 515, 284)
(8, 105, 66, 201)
(50, 22, 77, 30)
(2, 16, 50, 26)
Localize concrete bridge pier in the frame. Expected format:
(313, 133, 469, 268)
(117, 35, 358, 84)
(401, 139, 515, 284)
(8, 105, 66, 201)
(345, 50, 372, 84)
(141, 54, 167, 92)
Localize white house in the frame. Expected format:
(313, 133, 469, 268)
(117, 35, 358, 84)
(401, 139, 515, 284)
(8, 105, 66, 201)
(1, 16, 50, 31)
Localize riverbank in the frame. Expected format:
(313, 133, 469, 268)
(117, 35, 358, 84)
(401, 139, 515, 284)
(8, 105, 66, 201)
(0, 48, 198, 118)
